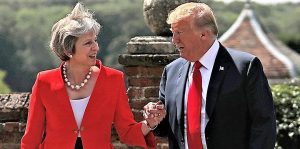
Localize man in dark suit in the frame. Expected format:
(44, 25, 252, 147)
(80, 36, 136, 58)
(144, 2, 276, 149)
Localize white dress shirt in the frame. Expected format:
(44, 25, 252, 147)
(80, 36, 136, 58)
(70, 96, 90, 137)
(184, 40, 220, 149)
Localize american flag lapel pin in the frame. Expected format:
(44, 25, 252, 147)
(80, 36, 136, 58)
(219, 66, 224, 71)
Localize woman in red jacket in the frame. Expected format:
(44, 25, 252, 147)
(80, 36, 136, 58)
(21, 3, 165, 149)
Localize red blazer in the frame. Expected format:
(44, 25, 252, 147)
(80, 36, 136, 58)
(21, 60, 156, 149)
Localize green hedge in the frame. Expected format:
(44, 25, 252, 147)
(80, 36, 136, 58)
(0, 70, 11, 93)
(272, 81, 300, 149)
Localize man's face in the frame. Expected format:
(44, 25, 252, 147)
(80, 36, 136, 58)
(171, 19, 203, 62)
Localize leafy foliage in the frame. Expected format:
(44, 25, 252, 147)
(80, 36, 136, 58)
(252, 2, 300, 53)
(0, 70, 11, 93)
(272, 82, 300, 149)
(88, 0, 152, 68)
(0, 4, 70, 91)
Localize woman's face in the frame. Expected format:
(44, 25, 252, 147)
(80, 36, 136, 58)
(72, 31, 99, 67)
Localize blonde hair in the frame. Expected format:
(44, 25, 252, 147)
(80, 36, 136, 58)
(167, 2, 218, 36)
(50, 3, 101, 61)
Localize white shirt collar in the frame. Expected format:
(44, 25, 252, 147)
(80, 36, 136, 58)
(185, 39, 219, 149)
(199, 39, 219, 70)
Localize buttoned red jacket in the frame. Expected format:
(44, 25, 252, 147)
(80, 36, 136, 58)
(21, 60, 156, 149)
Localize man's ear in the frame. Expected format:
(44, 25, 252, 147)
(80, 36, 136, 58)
(201, 32, 205, 38)
(200, 30, 207, 39)
(200, 29, 211, 40)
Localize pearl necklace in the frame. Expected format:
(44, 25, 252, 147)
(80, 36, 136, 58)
(62, 63, 92, 90)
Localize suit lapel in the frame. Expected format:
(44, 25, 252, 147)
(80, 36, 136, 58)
(176, 60, 190, 124)
(206, 44, 231, 118)
(81, 60, 103, 127)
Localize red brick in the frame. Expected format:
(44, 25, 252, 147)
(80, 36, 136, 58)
(129, 99, 149, 110)
(0, 131, 22, 143)
(113, 142, 130, 148)
(124, 66, 164, 77)
(128, 77, 161, 87)
(124, 66, 139, 76)
(144, 87, 159, 98)
(132, 110, 144, 122)
(0, 143, 20, 149)
(127, 87, 143, 99)
(3, 122, 19, 132)
(19, 123, 26, 133)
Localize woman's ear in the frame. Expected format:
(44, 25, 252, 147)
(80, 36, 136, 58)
(64, 50, 73, 59)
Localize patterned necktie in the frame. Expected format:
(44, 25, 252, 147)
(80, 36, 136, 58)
(187, 61, 203, 149)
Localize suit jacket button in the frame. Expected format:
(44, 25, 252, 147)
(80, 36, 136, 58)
(80, 127, 85, 131)
(73, 129, 78, 134)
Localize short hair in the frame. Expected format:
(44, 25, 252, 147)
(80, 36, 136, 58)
(50, 3, 101, 61)
(167, 2, 218, 36)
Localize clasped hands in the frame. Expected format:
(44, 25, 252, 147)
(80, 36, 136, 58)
(143, 101, 166, 129)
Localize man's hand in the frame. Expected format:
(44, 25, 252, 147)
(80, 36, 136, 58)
(143, 101, 166, 129)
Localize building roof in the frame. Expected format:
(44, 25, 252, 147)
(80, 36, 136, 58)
(219, 3, 300, 78)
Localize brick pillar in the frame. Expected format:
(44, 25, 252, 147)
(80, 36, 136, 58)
(119, 36, 179, 148)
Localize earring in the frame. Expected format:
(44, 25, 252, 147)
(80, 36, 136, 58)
(69, 55, 73, 58)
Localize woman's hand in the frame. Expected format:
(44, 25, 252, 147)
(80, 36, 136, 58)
(143, 101, 166, 129)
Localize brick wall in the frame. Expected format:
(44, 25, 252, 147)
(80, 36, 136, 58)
(0, 93, 28, 149)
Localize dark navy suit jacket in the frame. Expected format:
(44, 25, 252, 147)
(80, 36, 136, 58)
(154, 43, 276, 149)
